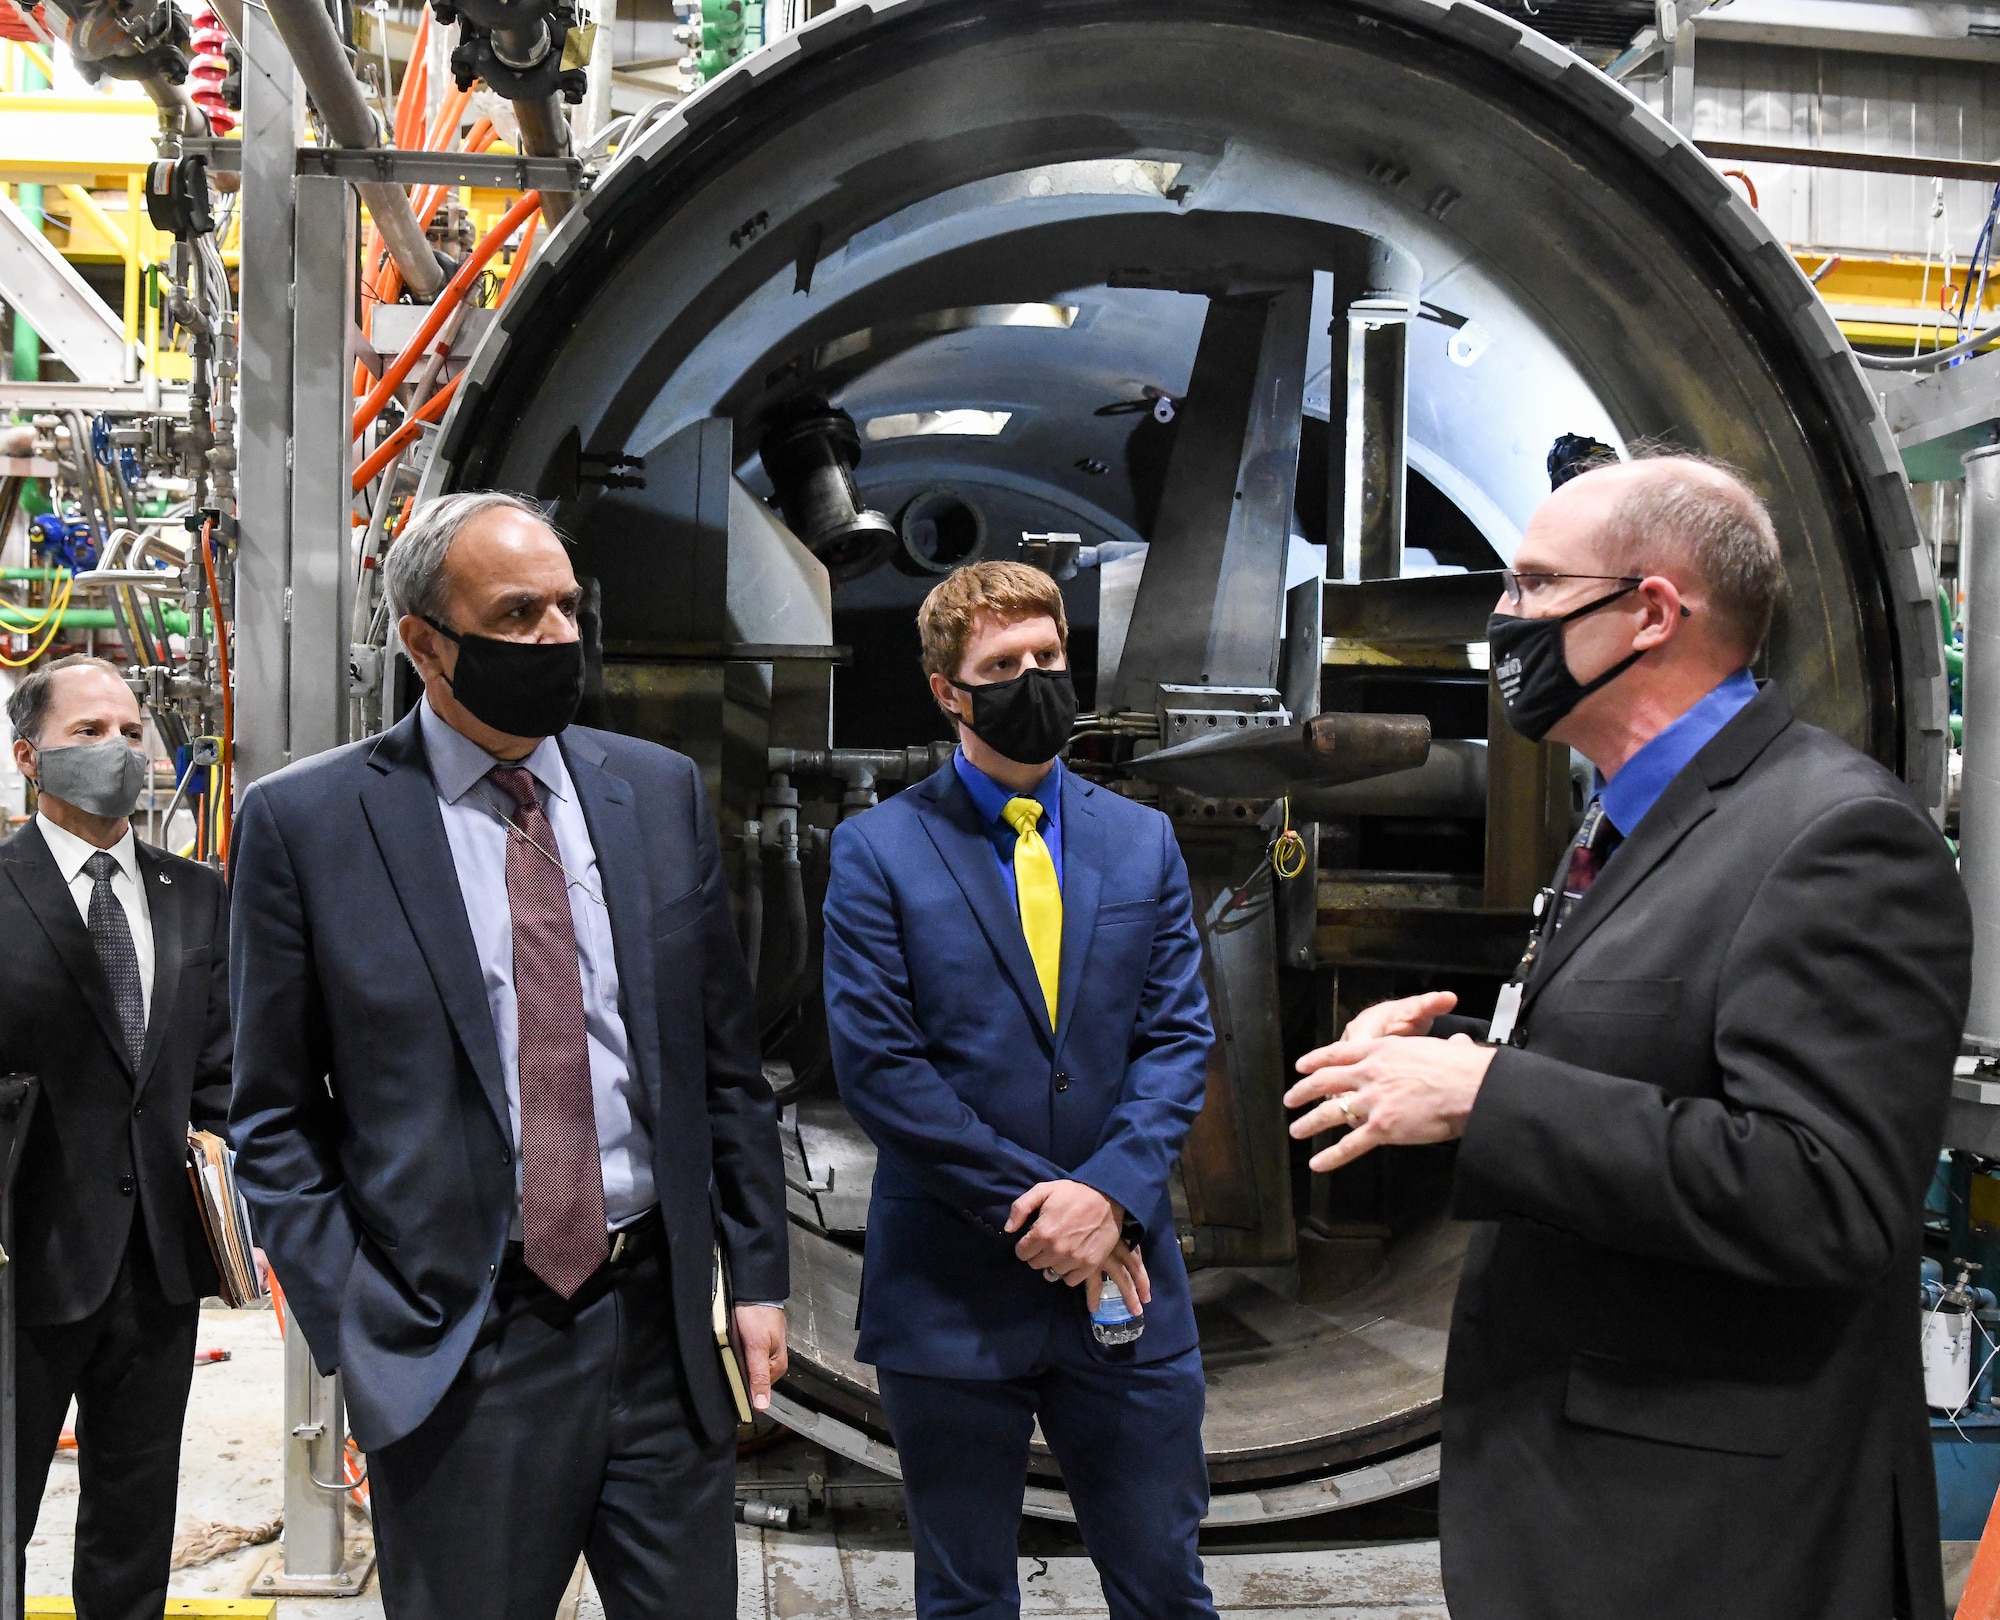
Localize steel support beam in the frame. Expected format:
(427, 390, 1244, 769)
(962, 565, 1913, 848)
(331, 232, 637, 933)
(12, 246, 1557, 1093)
(1332, 296, 1410, 584)
(289, 174, 356, 763)
(1115, 283, 1311, 711)
(0, 190, 126, 385)
(234, 1, 299, 788)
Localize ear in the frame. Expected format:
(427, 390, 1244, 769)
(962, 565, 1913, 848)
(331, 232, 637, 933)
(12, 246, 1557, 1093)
(400, 615, 450, 678)
(928, 670, 966, 724)
(1631, 577, 1685, 652)
(12, 737, 35, 781)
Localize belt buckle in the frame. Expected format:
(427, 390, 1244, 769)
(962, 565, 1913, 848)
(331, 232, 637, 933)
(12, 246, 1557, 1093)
(610, 1228, 628, 1265)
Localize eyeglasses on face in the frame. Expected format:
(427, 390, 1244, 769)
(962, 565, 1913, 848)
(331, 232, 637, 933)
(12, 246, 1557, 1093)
(1500, 569, 1642, 605)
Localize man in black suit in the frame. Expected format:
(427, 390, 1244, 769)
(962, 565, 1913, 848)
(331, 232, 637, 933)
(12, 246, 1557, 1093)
(1, 655, 232, 1620)
(1285, 455, 1971, 1620)
(229, 491, 788, 1619)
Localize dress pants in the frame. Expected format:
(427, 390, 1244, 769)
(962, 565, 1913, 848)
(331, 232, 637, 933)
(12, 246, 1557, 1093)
(877, 1313, 1216, 1620)
(15, 1229, 199, 1620)
(368, 1244, 735, 1620)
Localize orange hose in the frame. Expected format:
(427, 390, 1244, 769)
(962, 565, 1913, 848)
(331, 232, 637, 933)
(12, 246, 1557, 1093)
(199, 520, 232, 867)
(494, 210, 539, 304)
(350, 191, 542, 440)
(352, 372, 461, 491)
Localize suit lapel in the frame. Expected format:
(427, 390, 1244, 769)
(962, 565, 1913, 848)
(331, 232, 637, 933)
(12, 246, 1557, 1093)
(560, 733, 659, 1098)
(131, 842, 183, 1097)
(359, 710, 512, 1141)
(1, 825, 135, 1081)
(1525, 681, 1796, 1006)
(1052, 773, 1103, 1059)
(914, 770, 1053, 1048)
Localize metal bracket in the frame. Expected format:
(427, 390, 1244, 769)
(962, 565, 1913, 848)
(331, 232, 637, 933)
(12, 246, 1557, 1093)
(181, 137, 586, 194)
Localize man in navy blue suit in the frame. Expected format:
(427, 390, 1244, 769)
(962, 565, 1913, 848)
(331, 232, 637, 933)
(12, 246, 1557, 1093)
(229, 492, 787, 1619)
(823, 560, 1216, 1619)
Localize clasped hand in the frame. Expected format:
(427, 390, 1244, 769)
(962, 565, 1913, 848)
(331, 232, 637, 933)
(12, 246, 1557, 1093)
(1006, 1180, 1151, 1319)
(1285, 990, 1496, 1174)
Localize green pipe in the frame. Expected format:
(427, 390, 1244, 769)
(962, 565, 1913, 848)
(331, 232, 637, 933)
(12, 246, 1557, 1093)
(0, 607, 191, 633)
(2, 569, 71, 581)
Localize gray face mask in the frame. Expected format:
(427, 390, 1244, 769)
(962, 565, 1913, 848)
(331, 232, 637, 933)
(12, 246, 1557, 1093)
(32, 737, 148, 821)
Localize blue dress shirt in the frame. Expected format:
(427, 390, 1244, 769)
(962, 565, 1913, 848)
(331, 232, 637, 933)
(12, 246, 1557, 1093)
(1598, 668, 1759, 838)
(952, 750, 1065, 902)
(419, 701, 655, 1234)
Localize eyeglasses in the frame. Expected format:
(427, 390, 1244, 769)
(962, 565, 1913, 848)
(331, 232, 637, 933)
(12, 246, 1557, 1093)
(1500, 570, 1642, 605)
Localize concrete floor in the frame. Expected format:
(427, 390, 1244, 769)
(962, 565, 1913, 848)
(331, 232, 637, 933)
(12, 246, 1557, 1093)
(24, 1303, 1451, 1617)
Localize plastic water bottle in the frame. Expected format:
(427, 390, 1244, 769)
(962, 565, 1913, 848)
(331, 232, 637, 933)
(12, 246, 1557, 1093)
(1091, 1275, 1144, 1347)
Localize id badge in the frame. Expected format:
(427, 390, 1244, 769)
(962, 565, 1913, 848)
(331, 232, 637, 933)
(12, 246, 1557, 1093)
(1486, 981, 1524, 1046)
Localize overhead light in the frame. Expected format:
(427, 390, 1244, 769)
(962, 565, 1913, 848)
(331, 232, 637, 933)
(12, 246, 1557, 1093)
(863, 410, 1014, 441)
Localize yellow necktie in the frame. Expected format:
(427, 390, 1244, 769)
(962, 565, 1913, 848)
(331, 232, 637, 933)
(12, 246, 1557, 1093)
(1003, 797, 1061, 1029)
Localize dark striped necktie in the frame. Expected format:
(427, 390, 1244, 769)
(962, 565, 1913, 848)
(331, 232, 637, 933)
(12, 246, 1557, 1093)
(83, 851, 145, 1067)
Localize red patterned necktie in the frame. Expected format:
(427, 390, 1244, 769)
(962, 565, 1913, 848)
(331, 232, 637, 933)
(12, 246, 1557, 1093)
(489, 765, 606, 1298)
(1554, 800, 1623, 932)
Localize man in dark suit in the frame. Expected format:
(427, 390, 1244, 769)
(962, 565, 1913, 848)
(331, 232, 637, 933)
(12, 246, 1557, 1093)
(228, 492, 788, 1619)
(1285, 455, 1971, 1619)
(822, 560, 1216, 1620)
(1, 654, 232, 1620)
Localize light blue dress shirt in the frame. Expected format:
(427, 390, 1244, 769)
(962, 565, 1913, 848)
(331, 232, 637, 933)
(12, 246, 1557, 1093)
(419, 700, 655, 1234)
(953, 751, 1064, 902)
(1598, 668, 1760, 838)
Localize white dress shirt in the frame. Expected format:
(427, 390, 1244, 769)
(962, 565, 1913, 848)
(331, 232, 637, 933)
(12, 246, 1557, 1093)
(37, 813, 154, 1026)
(419, 701, 656, 1235)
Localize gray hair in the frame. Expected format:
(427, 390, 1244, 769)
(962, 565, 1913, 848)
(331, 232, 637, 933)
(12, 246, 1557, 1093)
(1598, 452, 1784, 657)
(383, 490, 557, 658)
(6, 654, 127, 746)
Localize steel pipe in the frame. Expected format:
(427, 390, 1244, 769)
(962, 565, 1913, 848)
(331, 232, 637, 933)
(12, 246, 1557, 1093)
(260, 0, 446, 298)
(511, 96, 578, 224)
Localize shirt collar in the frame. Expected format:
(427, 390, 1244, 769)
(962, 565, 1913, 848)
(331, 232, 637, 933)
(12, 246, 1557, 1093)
(953, 750, 1063, 829)
(418, 698, 571, 806)
(1597, 669, 1759, 837)
(37, 812, 139, 886)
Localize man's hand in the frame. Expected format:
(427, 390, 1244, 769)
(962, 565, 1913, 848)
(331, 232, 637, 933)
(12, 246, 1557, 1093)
(733, 1305, 788, 1412)
(1086, 1242, 1152, 1318)
(1306, 990, 1459, 1051)
(1285, 1033, 1496, 1174)
(1007, 1180, 1124, 1285)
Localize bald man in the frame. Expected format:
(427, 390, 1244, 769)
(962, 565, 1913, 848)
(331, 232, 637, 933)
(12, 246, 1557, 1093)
(1285, 455, 1970, 1620)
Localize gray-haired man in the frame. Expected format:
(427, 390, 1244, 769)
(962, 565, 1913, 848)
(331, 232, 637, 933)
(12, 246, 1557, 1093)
(1284, 455, 1971, 1619)
(228, 492, 789, 1619)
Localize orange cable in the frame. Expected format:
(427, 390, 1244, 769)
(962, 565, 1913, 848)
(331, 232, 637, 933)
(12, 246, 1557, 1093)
(199, 520, 232, 867)
(350, 191, 542, 440)
(352, 372, 460, 491)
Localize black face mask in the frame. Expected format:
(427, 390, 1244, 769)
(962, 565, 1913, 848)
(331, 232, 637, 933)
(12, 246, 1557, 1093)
(1487, 585, 1644, 743)
(951, 667, 1077, 766)
(424, 617, 584, 739)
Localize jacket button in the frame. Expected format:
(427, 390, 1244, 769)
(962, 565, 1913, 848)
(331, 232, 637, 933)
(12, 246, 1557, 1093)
(132, 1103, 142, 1116)
(501, 1148, 512, 1165)
(118, 1175, 135, 1196)
(1055, 1072, 1071, 1092)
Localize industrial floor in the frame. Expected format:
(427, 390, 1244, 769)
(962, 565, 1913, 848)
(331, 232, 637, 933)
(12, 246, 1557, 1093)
(23, 1305, 1452, 1618)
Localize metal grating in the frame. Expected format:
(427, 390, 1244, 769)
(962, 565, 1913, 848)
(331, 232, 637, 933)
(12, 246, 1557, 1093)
(1480, 0, 1653, 62)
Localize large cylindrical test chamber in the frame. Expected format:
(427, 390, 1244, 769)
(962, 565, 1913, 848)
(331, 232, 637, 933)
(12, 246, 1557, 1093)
(413, 0, 1947, 1523)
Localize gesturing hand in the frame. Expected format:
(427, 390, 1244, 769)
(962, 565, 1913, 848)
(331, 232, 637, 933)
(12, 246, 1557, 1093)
(1309, 990, 1459, 1051)
(1284, 1032, 1495, 1174)
(732, 1304, 788, 1412)
(1006, 1180, 1124, 1286)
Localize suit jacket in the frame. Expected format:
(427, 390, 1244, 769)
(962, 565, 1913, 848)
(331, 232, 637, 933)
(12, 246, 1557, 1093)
(822, 763, 1213, 1377)
(1437, 683, 1970, 1620)
(0, 823, 231, 1327)
(227, 709, 787, 1452)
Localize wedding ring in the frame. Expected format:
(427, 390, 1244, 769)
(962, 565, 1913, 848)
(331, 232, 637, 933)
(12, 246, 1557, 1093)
(1335, 1095, 1356, 1124)
(1043, 1267, 1061, 1282)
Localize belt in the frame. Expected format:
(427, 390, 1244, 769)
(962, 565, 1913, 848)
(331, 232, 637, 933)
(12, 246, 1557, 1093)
(502, 1206, 665, 1277)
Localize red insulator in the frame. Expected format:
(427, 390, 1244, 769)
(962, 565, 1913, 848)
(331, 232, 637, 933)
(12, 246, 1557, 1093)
(188, 8, 236, 136)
